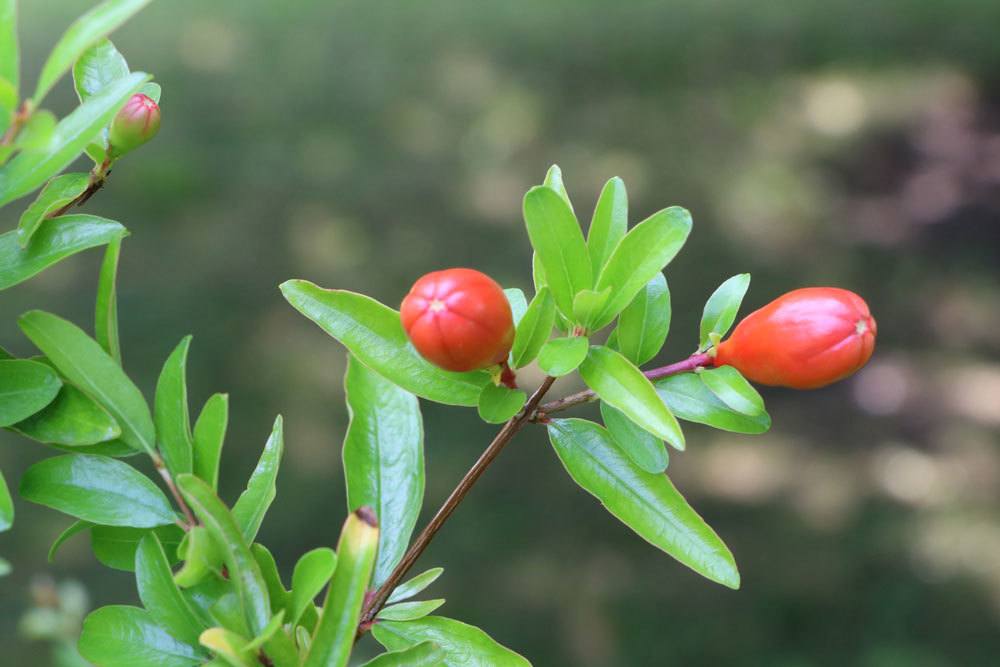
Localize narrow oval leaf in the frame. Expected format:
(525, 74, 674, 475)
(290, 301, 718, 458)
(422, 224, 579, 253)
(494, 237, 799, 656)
(579, 345, 684, 450)
(91, 524, 184, 571)
(0, 0, 18, 93)
(699, 366, 764, 416)
(16, 172, 90, 247)
(95, 237, 122, 363)
(136, 533, 206, 646)
(48, 519, 91, 561)
(19, 309, 154, 454)
(537, 336, 589, 377)
(173, 525, 222, 588)
(155, 336, 195, 476)
(192, 393, 228, 490)
(11, 379, 121, 446)
(280, 280, 489, 406)
(232, 415, 283, 544)
(343, 357, 423, 587)
(79, 605, 205, 667)
(600, 401, 668, 474)
(699, 274, 751, 350)
(572, 287, 611, 330)
(587, 176, 628, 277)
(542, 163, 574, 212)
(503, 288, 527, 327)
(654, 373, 771, 434)
(251, 544, 289, 613)
(19, 454, 175, 527)
(386, 567, 444, 605)
(522, 185, 592, 319)
(548, 419, 739, 588)
(289, 547, 337, 627)
(0, 468, 12, 531)
(0, 358, 62, 425)
(591, 207, 692, 330)
(510, 286, 555, 369)
(302, 509, 379, 667)
(612, 273, 671, 366)
(0, 214, 127, 291)
(376, 598, 445, 622)
(373, 616, 530, 667)
(73, 38, 129, 101)
(199, 627, 254, 667)
(362, 641, 446, 667)
(477, 383, 527, 424)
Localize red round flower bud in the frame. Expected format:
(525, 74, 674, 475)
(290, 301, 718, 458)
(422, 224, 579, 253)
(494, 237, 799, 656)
(108, 93, 160, 157)
(713, 287, 876, 389)
(401, 268, 515, 373)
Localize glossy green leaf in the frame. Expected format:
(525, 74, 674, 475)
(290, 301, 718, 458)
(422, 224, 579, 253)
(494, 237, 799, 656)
(362, 641, 445, 667)
(174, 525, 222, 588)
(95, 237, 122, 363)
(590, 207, 692, 330)
(16, 172, 89, 247)
(477, 383, 527, 424)
(612, 273, 670, 366)
(0, 0, 18, 94)
(579, 345, 684, 450)
(699, 274, 750, 350)
(192, 393, 227, 490)
(155, 336, 194, 476)
(250, 544, 289, 613)
(587, 176, 628, 277)
(302, 509, 379, 667)
(52, 436, 135, 458)
(0, 214, 127, 291)
(255, 617, 298, 667)
(10, 378, 120, 447)
(176, 474, 271, 636)
(136, 533, 206, 646)
(48, 519, 91, 561)
(79, 605, 205, 667)
(654, 373, 770, 434)
(343, 357, 423, 587)
(1, 71, 148, 206)
(19, 309, 154, 454)
(600, 401, 668, 474)
(377, 598, 445, 622)
(548, 418, 739, 588)
(19, 454, 174, 526)
(0, 358, 61, 426)
(373, 616, 530, 667)
(386, 567, 444, 605)
(0, 468, 12, 531)
(32, 0, 152, 103)
(141, 81, 161, 102)
(522, 185, 592, 319)
(289, 547, 337, 627)
(182, 577, 235, 632)
(232, 415, 282, 544)
(572, 287, 612, 330)
(510, 286, 555, 369)
(699, 366, 764, 416)
(542, 163, 574, 212)
(199, 627, 254, 667)
(73, 38, 129, 101)
(503, 288, 527, 327)
(538, 336, 589, 377)
(280, 280, 489, 406)
(91, 524, 183, 571)
(15, 109, 55, 151)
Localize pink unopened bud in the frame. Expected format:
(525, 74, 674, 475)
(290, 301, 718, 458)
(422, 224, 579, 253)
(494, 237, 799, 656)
(108, 93, 160, 157)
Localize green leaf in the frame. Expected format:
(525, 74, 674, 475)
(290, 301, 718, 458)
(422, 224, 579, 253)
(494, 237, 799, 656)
(579, 345, 684, 450)
(343, 357, 423, 587)
(376, 598, 445, 622)
(572, 287, 611, 330)
(173, 525, 222, 588)
(95, 237, 122, 363)
(699, 366, 764, 416)
(232, 415, 282, 544)
(289, 547, 337, 627)
(0, 358, 62, 426)
(522, 185, 592, 319)
(600, 401, 668, 474)
(0, 214, 127, 291)
(251, 543, 289, 613)
(91, 524, 183, 571)
(654, 373, 770, 434)
(386, 567, 444, 605)
(0, 468, 12, 531)
(548, 418, 740, 588)
(73, 38, 129, 101)
(1, 71, 149, 206)
(373, 616, 530, 667)
(12, 382, 123, 446)
(510, 286, 555, 369)
(199, 627, 254, 667)
(587, 176, 628, 277)
(176, 474, 271, 636)
(136, 533, 206, 646)
(542, 163, 574, 212)
(477, 383, 527, 424)
(141, 81, 161, 102)
(362, 641, 446, 667)
(192, 393, 228, 490)
(19, 454, 174, 527)
(280, 280, 489, 406)
(537, 336, 589, 377)
(302, 509, 379, 667)
(699, 274, 751, 351)
(16, 172, 89, 247)
(48, 519, 91, 561)
(503, 288, 527, 327)
(611, 273, 670, 366)
(32, 0, 152, 104)
(0, 0, 19, 94)
(590, 207, 692, 330)
(155, 336, 194, 476)
(15, 109, 55, 152)
(19, 309, 155, 454)
(79, 605, 205, 667)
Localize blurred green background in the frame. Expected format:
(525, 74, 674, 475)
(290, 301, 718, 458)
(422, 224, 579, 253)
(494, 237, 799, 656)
(3, 0, 1000, 664)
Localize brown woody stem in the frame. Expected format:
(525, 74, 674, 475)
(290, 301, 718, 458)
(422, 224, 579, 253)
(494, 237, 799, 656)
(153, 454, 196, 529)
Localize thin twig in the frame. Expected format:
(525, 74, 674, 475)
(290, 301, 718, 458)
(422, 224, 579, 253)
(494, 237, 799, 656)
(0, 101, 32, 147)
(153, 454, 196, 529)
(50, 158, 113, 218)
